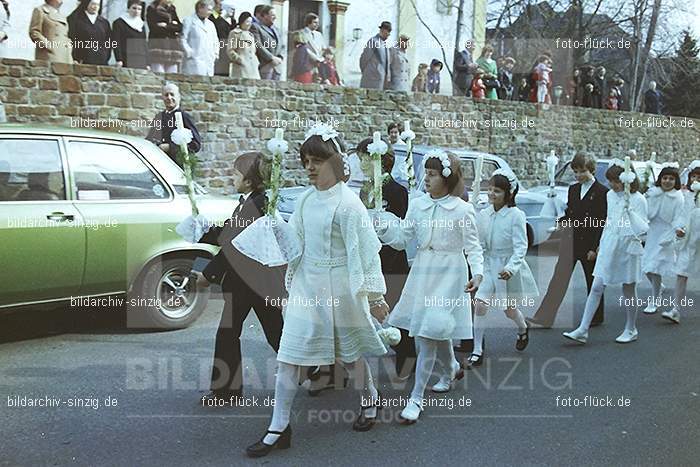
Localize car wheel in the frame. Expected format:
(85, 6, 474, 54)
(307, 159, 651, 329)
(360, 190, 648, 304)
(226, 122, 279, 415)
(128, 257, 209, 329)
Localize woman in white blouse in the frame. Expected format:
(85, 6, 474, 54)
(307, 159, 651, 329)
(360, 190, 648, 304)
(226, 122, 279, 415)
(470, 169, 538, 368)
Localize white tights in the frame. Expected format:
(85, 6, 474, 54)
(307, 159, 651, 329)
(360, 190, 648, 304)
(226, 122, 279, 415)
(577, 276, 637, 332)
(410, 337, 458, 403)
(264, 358, 378, 444)
(674, 275, 689, 311)
(646, 273, 663, 305)
(472, 300, 527, 356)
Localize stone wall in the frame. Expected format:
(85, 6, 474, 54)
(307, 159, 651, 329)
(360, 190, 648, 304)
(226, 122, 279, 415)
(1, 58, 698, 195)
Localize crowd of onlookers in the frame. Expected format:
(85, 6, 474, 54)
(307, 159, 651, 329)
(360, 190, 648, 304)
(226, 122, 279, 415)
(0, 0, 663, 114)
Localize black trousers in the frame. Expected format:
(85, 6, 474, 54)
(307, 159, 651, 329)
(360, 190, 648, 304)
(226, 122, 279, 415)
(209, 274, 283, 393)
(533, 251, 604, 326)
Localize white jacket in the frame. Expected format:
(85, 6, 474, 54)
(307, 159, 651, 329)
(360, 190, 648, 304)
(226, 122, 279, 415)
(180, 14, 219, 76)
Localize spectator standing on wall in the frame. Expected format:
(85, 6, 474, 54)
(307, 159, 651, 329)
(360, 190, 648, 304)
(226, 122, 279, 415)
(29, 0, 73, 64)
(113, 0, 149, 70)
(318, 47, 342, 85)
(411, 63, 428, 92)
(517, 77, 529, 101)
(389, 35, 410, 92)
(180, 0, 219, 77)
(644, 81, 662, 114)
(591, 66, 607, 109)
(290, 30, 314, 83)
(68, 0, 112, 65)
(250, 5, 283, 80)
(453, 40, 476, 97)
(227, 11, 259, 79)
(147, 0, 183, 73)
(498, 56, 515, 100)
(612, 78, 626, 110)
(427, 59, 442, 94)
(476, 45, 498, 99)
(210, 0, 233, 76)
(301, 13, 325, 80)
(359, 21, 392, 90)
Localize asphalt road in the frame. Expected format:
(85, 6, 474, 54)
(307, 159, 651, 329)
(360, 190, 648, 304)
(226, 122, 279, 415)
(1, 242, 698, 466)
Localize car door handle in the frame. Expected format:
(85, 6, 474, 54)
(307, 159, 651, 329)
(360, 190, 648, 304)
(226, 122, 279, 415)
(46, 212, 74, 222)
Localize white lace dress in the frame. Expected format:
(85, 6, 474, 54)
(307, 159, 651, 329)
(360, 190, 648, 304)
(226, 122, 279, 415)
(677, 190, 700, 277)
(594, 191, 649, 285)
(642, 187, 685, 276)
(277, 182, 388, 366)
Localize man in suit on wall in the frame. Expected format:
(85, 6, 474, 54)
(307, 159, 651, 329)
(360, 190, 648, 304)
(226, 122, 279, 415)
(359, 21, 392, 90)
(250, 4, 283, 80)
(527, 152, 608, 328)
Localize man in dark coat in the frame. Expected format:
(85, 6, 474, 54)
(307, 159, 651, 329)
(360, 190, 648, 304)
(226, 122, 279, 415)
(196, 153, 285, 399)
(209, 0, 233, 76)
(527, 152, 608, 328)
(452, 40, 476, 96)
(644, 80, 662, 114)
(592, 66, 607, 109)
(146, 83, 202, 168)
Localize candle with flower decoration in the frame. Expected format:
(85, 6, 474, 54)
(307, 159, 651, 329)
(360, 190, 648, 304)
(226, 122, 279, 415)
(172, 111, 198, 216)
(401, 120, 416, 191)
(471, 154, 483, 206)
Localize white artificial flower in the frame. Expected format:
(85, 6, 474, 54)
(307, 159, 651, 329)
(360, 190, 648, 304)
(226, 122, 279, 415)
(691, 181, 700, 192)
(660, 161, 679, 169)
(442, 167, 452, 177)
(266, 138, 289, 154)
(367, 139, 389, 155)
(492, 167, 519, 194)
(619, 171, 637, 184)
(377, 327, 402, 346)
(400, 129, 416, 141)
(304, 122, 339, 142)
(171, 128, 193, 146)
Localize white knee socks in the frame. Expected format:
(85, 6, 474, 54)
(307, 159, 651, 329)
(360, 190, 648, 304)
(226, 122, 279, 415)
(343, 358, 379, 418)
(435, 339, 459, 378)
(505, 308, 528, 333)
(647, 273, 662, 305)
(675, 275, 688, 311)
(411, 337, 438, 403)
(578, 276, 606, 332)
(622, 283, 638, 332)
(265, 362, 300, 444)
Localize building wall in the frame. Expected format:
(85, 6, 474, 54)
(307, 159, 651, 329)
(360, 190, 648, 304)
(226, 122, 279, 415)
(1, 59, 697, 195)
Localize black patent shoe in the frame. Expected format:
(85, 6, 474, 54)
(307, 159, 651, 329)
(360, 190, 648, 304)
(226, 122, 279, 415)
(352, 393, 383, 432)
(516, 324, 530, 351)
(245, 425, 292, 458)
(308, 367, 349, 396)
(466, 353, 483, 369)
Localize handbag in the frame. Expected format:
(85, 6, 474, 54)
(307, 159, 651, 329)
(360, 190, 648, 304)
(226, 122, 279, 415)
(483, 77, 500, 90)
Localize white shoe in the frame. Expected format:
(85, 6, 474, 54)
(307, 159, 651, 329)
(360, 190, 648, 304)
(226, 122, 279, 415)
(399, 398, 423, 424)
(562, 328, 588, 344)
(643, 303, 658, 314)
(661, 308, 680, 324)
(615, 329, 638, 343)
(431, 361, 463, 393)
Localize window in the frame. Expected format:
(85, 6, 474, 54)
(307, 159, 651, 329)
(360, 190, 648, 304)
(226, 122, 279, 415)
(0, 138, 65, 202)
(67, 141, 169, 200)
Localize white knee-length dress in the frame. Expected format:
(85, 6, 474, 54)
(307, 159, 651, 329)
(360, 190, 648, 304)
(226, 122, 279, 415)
(277, 182, 388, 366)
(677, 190, 700, 277)
(642, 187, 685, 276)
(594, 191, 649, 285)
(474, 205, 539, 308)
(377, 193, 484, 340)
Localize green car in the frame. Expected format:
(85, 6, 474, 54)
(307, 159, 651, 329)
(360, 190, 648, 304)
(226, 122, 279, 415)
(0, 124, 235, 328)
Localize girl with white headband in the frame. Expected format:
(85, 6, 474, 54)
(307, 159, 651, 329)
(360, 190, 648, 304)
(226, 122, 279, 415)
(374, 150, 484, 424)
(641, 163, 685, 314)
(564, 161, 648, 344)
(470, 169, 538, 368)
(665, 160, 700, 324)
(246, 124, 390, 457)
